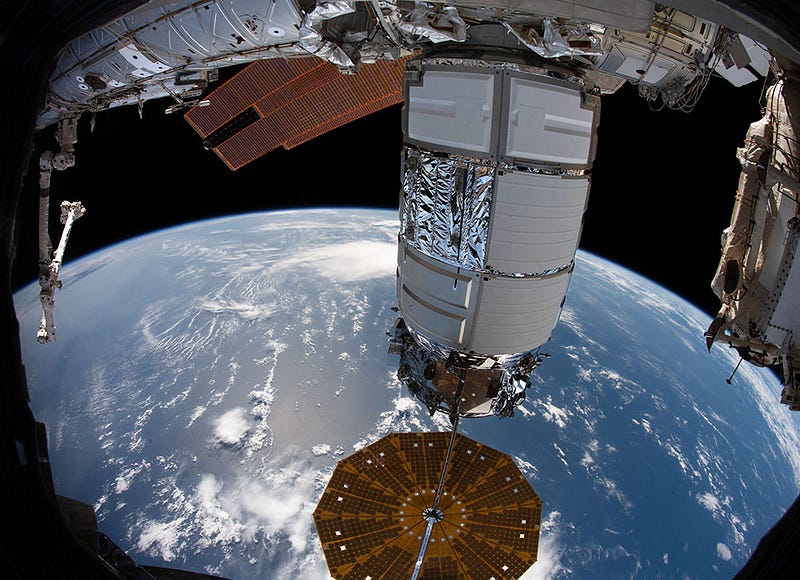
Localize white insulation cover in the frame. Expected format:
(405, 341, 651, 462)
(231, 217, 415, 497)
(504, 76, 595, 165)
(406, 69, 496, 153)
(470, 271, 571, 354)
(397, 243, 572, 354)
(487, 171, 590, 274)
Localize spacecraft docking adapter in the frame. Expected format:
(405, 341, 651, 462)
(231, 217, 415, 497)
(388, 27, 600, 420)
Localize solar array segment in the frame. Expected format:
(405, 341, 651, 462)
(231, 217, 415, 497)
(313, 432, 541, 579)
(184, 56, 408, 170)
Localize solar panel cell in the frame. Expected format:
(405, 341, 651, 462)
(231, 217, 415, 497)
(313, 431, 541, 579)
(184, 56, 408, 170)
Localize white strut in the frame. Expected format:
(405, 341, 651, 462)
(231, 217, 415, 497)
(37, 200, 85, 344)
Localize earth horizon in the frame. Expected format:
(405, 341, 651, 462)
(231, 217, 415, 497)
(14, 207, 800, 579)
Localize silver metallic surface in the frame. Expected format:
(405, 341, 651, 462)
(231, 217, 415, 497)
(504, 18, 604, 58)
(422, 56, 555, 76)
(298, 1, 358, 69)
(38, 201, 86, 344)
(389, 318, 540, 419)
(401, 148, 582, 277)
(39, 2, 760, 129)
(401, 149, 494, 270)
(396, 4, 467, 44)
(705, 67, 800, 410)
(40, 0, 305, 127)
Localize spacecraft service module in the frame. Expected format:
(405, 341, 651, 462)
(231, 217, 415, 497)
(5, 0, 800, 578)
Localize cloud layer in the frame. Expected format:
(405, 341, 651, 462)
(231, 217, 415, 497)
(278, 241, 395, 281)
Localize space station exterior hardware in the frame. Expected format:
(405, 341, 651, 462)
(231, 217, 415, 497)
(388, 45, 599, 419)
(34, 0, 772, 352)
(36, 117, 85, 344)
(40, 1, 765, 130)
(36, 200, 85, 344)
(21, 1, 800, 579)
(706, 59, 800, 409)
(183, 56, 409, 170)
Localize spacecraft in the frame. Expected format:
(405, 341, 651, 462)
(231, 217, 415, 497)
(386, 27, 599, 422)
(8, 0, 800, 578)
(34, 0, 777, 373)
(704, 59, 800, 410)
(313, 431, 541, 578)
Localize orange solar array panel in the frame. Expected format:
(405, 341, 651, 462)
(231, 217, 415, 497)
(184, 56, 407, 171)
(313, 431, 542, 579)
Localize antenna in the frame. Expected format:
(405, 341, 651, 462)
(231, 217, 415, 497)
(726, 358, 744, 384)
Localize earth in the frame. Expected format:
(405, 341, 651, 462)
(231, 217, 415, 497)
(14, 208, 800, 579)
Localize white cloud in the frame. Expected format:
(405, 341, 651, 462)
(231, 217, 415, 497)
(353, 388, 450, 452)
(716, 542, 732, 561)
(193, 474, 245, 548)
(213, 407, 250, 445)
(514, 456, 539, 480)
(224, 455, 321, 556)
(311, 444, 331, 456)
(277, 241, 395, 282)
(521, 511, 567, 579)
(114, 460, 150, 494)
(539, 397, 570, 429)
(599, 477, 634, 511)
(129, 445, 331, 577)
(136, 517, 187, 562)
(737, 359, 800, 487)
(198, 299, 274, 320)
(696, 491, 721, 515)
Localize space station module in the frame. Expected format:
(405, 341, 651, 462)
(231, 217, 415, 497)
(388, 27, 599, 419)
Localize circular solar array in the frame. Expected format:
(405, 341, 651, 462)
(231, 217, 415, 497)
(313, 431, 541, 579)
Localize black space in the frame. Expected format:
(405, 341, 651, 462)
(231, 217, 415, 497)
(13, 70, 765, 318)
(584, 77, 764, 315)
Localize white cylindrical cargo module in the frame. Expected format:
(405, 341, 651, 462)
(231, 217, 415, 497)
(391, 57, 599, 418)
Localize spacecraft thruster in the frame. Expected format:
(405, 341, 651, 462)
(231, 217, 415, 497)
(388, 37, 599, 419)
(706, 57, 800, 409)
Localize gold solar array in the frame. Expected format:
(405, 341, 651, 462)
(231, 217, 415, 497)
(313, 432, 542, 579)
(184, 56, 408, 170)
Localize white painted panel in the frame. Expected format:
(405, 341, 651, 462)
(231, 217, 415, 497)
(450, 0, 655, 32)
(399, 284, 467, 346)
(487, 172, 589, 273)
(765, 254, 800, 348)
(742, 35, 771, 76)
(600, 45, 675, 85)
(469, 271, 571, 354)
(397, 244, 478, 348)
(761, 201, 800, 344)
(505, 77, 594, 164)
(714, 61, 758, 87)
(617, 54, 673, 84)
(759, 199, 797, 293)
(118, 43, 169, 78)
(407, 70, 494, 153)
(401, 248, 473, 308)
